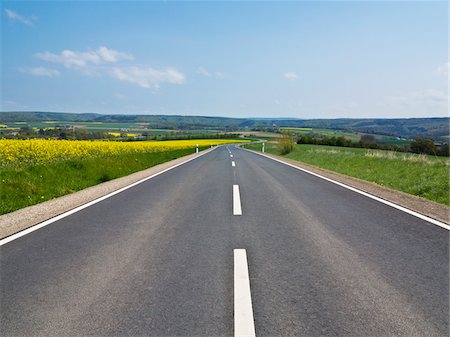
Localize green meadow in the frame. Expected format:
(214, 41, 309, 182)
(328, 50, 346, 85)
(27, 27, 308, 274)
(244, 142, 449, 205)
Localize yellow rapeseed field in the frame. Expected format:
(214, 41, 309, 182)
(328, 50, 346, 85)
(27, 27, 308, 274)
(0, 139, 245, 166)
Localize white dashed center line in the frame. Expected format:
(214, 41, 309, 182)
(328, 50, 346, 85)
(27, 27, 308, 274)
(234, 249, 256, 337)
(233, 185, 242, 215)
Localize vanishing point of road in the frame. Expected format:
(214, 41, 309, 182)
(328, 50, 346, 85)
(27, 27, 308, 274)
(1, 146, 448, 336)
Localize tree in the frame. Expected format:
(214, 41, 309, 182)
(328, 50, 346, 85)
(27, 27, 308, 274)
(410, 138, 437, 155)
(438, 144, 449, 157)
(360, 134, 376, 144)
(277, 130, 296, 155)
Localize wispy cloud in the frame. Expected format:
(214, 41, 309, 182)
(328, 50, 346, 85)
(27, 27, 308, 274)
(197, 67, 211, 76)
(435, 62, 449, 77)
(33, 46, 184, 90)
(284, 72, 299, 80)
(36, 46, 134, 70)
(214, 71, 225, 78)
(4, 9, 33, 26)
(197, 66, 226, 78)
(386, 89, 448, 109)
(408, 89, 448, 105)
(19, 67, 60, 77)
(1, 100, 19, 109)
(111, 66, 185, 89)
(115, 93, 127, 100)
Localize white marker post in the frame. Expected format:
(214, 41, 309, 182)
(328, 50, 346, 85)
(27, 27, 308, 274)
(262, 142, 265, 153)
(196, 144, 199, 153)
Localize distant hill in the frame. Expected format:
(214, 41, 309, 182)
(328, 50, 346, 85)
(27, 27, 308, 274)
(0, 111, 102, 123)
(1, 111, 448, 140)
(0, 111, 246, 130)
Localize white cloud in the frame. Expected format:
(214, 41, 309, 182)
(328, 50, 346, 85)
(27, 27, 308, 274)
(19, 67, 60, 77)
(111, 66, 185, 89)
(284, 72, 299, 80)
(436, 62, 449, 77)
(36, 46, 134, 69)
(33, 46, 184, 89)
(4, 9, 33, 26)
(97, 47, 133, 63)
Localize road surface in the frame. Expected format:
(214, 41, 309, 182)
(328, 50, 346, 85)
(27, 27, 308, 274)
(1, 146, 448, 336)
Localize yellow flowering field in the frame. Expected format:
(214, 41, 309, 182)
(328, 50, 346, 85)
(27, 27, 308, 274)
(0, 139, 245, 166)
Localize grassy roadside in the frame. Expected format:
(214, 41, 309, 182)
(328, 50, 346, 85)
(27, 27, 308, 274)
(0, 147, 205, 215)
(244, 142, 450, 205)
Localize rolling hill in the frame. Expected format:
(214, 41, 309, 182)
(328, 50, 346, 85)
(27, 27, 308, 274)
(1, 111, 448, 141)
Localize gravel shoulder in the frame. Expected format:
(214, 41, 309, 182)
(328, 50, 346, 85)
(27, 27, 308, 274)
(244, 148, 450, 225)
(0, 149, 214, 239)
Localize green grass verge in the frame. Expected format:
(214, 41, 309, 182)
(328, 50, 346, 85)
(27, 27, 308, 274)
(244, 142, 450, 205)
(0, 147, 205, 215)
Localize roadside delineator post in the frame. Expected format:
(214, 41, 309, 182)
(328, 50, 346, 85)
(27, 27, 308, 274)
(196, 144, 199, 153)
(262, 142, 265, 153)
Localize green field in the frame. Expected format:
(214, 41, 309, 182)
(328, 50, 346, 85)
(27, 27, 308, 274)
(2, 121, 172, 134)
(244, 142, 449, 205)
(280, 127, 411, 145)
(1, 121, 218, 136)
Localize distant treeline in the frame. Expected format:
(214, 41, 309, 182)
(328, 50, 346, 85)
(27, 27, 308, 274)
(297, 135, 449, 157)
(2, 127, 111, 140)
(1, 126, 240, 142)
(145, 133, 240, 141)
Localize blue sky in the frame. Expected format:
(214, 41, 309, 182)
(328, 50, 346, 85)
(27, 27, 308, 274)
(1, 1, 448, 118)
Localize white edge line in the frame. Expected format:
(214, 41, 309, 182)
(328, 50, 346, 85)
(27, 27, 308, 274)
(240, 147, 450, 231)
(233, 184, 242, 216)
(0, 148, 217, 246)
(234, 249, 256, 337)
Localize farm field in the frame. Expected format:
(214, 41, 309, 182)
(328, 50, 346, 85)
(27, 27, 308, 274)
(244, 142, 449, 205)
(2, 121, 149, 130)
(280, 127, 411, 145)
(0, 139, 246, 215)
(0, 121, 218, 137)
(228, 131, 282, 138)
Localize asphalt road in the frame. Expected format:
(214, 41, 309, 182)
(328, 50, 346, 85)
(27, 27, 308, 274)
(1, 146, 448, 336)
